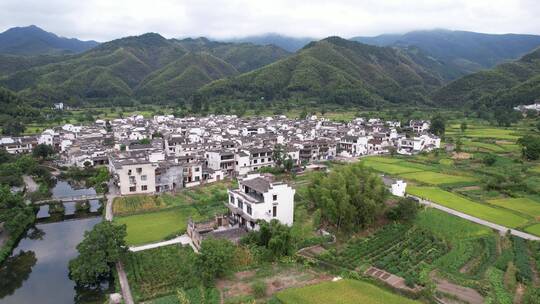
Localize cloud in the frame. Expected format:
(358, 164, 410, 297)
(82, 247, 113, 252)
(0, 0, 539, 41)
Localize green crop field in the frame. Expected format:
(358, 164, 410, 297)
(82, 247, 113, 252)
(407, 186, 528, 228)
(487, 197, 540, 218)
(318, 223, 446, 285)
(524, 223, 540, 236)
(124, 245, 199, 301)
(361, 158, 423, 174)
(400, 171, 476, 185)
(462, 141, 507, 152)
(115, 207, 198, 245)
(447, 127, 520, 140)
(415, 209, 491, 242)
(276, 279, 420, 304)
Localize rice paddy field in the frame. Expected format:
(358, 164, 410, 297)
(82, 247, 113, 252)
(399, 171, 476, 185)
(276, 279, 421, 304)
(407, 186, 528, 228)
(487, 197, 540, 218)
(524, 223, 540, 236)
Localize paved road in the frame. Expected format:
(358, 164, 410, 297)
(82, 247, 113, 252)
(129, 234, 194, 252)
(23, 175, 38, 193)
(410, 195, 540, 241)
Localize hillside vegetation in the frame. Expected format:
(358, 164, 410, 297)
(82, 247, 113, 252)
(434, 48, 540, 107)
(353, 29, 540, 80)
(0, 34, 289, 105)
(201, 37, 445, 106)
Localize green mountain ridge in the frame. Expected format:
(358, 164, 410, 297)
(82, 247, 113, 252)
(434, 47, 540, 107)
(0, 33, 289, 104)
(200, 36, 445, 106)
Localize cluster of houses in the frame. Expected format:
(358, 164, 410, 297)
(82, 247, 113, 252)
(1, 115, 438, 197)
(0, 114, 430, 243)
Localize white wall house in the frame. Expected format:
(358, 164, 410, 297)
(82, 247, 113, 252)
(227, 174, 295, 230)
(110, 158, 157, 195)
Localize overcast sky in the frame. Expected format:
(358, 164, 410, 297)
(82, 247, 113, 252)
(1, 0, 539, 42)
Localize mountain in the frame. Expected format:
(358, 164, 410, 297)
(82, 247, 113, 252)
(173, 37, 290, 72)
(352, 30, 540, 79)
(201, 37, 444, 106)
(0, 25, 99, 56)
(433, 47, 540, 107)
(136, 52, 238, 100)
(0, 33, 289, 104)
(224, 33, 314, 52)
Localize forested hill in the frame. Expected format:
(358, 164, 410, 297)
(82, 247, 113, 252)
(353, 30, 540, 80)
(0, 33, 290, 105)
(200, 36, 445, 106)
(433, 47, 540, 108)
(0, 25, 99, 56)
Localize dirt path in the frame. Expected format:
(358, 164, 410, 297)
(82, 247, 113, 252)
(23, 175, 39, 193)
(116, 261, 134, 304)
(433, 276, 484, 304)
(514, 283, 524, 304)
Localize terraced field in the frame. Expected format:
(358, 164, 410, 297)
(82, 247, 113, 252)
(407, 186, 528, 228)
(318, 223, 446, 285)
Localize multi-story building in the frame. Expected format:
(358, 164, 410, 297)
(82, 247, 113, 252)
(227, 174, 295, 230)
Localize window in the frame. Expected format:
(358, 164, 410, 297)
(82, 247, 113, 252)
(141, 175, 147, 181)
(273, 206, 277, 217)
(229, 195, 235, 204)
(238, 200, 243, 210)
(195, 176, 200, 181)
(128, 169, 132, 175)
(268, 158, 272, 162)
(247, 204, 252, 215)
(136, 167, 142, 174)
(141, 185, 148, 191)
(254, 159, 258, 164)
(195, 167, 200, 172)
(273, 194, 277, 201)
(129, 176, 136, 184)
(129, 186, 136, 192)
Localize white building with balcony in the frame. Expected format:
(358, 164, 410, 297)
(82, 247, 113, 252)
(227, 174, 295, 230)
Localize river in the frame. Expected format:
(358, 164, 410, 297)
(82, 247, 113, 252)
(0, 180, 109, 304)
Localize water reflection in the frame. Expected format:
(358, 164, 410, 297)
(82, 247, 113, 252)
(52, 180, 96, 198)
(0, 218, 108, 304)
(0, 251, 37, 298)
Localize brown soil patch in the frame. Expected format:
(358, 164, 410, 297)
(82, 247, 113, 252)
(452, 152, 472, 160)
(217, 266, 333, 300)
(432, 273, 484, 304)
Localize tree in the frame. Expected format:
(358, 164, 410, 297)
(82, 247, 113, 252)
(2, 120, 25, 136)
(272, 144, 284, 167)
(482, 154, 497, 166)
(460, 122, 468, 133)
(196, 238, 236, 286)
(386, 198, 419, 222)
(283, 156, 294, 173)
(244, 219, 295, 258)
(308, 164, 387, 232)
(518, 135, 540, 160)
(69, 222, 127, 286)
(429, 115, 445, 137)
(32, 144, 55, 159)
(536, 120, 540, 132)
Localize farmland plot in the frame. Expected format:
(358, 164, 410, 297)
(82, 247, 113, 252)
(276, 279, 420, 304)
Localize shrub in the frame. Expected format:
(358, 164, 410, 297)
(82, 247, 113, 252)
(251, 281, 267, 298)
